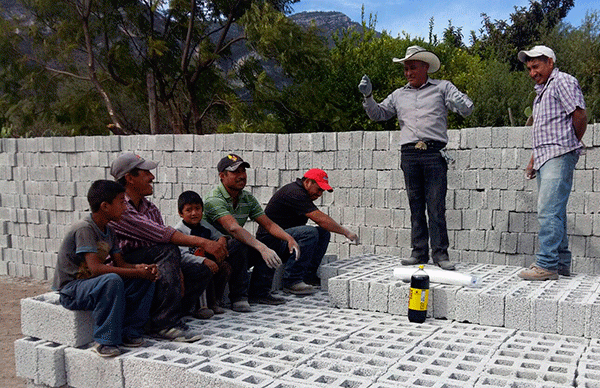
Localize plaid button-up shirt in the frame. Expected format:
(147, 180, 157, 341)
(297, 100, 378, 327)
(110, 194, 177, 253)
(531, 68, 585, 170)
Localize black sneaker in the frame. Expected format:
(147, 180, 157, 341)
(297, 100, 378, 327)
(157, 322, 202, 342)
(249, 293, 286, 305)
(122, 337, 145, 347)
(558, 266, 571, 276)
(93, 343, 122, 357)
(401, 257, 428, 266)
(303, 276, 321, 287)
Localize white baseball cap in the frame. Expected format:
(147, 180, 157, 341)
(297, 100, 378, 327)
(518, 45, 556, 63)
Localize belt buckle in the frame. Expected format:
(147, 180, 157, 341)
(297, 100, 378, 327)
(415, 141, 427, 150)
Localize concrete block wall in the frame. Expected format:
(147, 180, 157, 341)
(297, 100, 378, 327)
(1, 125, 600, 281)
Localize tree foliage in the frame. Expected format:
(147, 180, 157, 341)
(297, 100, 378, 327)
(1, 0, 598, 137)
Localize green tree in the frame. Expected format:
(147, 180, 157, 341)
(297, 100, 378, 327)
(472, 0, 574, 68)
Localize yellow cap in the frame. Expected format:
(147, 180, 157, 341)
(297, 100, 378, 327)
(419, 265, 424, 269)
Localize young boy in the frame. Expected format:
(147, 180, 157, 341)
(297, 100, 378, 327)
(174, 191, 231, 318)
(52, 180, 158, 357)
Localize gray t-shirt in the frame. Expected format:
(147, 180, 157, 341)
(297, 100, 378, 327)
(52, 214, 121, 290)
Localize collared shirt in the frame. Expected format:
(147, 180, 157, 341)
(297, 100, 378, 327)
(363, 78, 473, 145)
(203, 183, 265, 235)
(531, 68, 585, 170)
(109, 194, 177, 253)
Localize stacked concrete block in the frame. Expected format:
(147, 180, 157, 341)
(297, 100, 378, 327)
(122, 348, 208, 387)
(504, 281, 552, 330)
(21, 292, 93, 347)
(557, 275, 599, 336)
(585, 289, 600, 338)
(64, 344, 130, 388)
(576, 339, 600, 388)
(379, 325, 499, 388)
(479, 331, 586, 387)
(530, 277, 581, 334)
(15, 337, 68, 388)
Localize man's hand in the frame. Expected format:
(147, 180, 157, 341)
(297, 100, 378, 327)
(358, 75, 372, 97)
(135, 264, 159, 281)
(203, 258, 219, 274)
(203, 239, 228, 262)
(288, 240, 300, 261)
(524, 156, 536, 180)
(259, 246, 282, 269)
(345, 231, 359, 245)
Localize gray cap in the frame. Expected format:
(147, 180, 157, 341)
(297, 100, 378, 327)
(518, 45, 556, 63)
(110, 153, 158, 180)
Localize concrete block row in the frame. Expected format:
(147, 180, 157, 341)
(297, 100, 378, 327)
(322, 257, 600, 338)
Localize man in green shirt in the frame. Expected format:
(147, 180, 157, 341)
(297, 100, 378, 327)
(204, 154, 299, 311)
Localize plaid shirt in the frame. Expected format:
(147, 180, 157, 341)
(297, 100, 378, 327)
(110, 194, 177, 253)
(531, 68, 585, 170)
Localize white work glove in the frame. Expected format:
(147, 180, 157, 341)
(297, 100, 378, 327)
(358, 74, 372, 97)
(261, 247, 282, 269)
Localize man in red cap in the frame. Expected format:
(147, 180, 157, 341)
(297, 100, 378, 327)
(257, 169, 359, 294)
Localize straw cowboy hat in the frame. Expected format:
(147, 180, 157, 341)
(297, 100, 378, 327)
(393, 45, 441, 73)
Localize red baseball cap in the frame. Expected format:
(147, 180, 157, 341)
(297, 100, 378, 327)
(304, 169, 333, 192)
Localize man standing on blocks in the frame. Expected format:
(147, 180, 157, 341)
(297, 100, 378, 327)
(517, 45, 587, 281)
(359, 45, 473, 270)
(257, 168, 359, 294)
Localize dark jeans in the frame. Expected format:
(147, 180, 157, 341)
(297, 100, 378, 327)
(224, 239, 250, 303)
(123, 244, 211, 331)
(59, 274, 155, 345)
(259, 226, 330, 288)
(400, 148, 449, 263)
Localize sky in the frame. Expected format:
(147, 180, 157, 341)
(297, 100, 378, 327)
(290, 0, 598, 44)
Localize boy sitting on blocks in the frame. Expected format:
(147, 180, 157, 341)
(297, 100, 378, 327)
(52, 180, 158, 357)
(174, 190, 231, 318)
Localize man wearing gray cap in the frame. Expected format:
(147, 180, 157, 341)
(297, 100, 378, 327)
(109, 153, 228, 341)
(358, 45, 473, 270)
(516, 45, 587, 281)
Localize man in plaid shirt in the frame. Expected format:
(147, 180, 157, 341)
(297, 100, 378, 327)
(517, 45, 588, 281)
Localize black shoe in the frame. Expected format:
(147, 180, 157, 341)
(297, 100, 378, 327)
(435, 260, 456, 271)
(303, 276, 321, 287)
(401, 257, 428, 266)
(249, 293, 286, 305)
(558, 266, 571, 276)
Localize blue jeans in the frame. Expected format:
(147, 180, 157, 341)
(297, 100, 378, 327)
(59, 274, 155, 345)
(261, 226, 330, 288)
(536, 151, 578, 271)
(124, 244, 211, 331)
(401, 149, 449, 262)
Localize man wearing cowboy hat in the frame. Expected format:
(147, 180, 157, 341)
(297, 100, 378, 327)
(358, 45, 473, 270)
(516, 45, 587, 281)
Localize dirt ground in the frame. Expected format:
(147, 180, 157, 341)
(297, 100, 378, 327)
(0, 275, 51, 388)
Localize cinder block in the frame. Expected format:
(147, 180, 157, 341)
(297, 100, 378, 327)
(186, 362, 274, 387)
(15, 337, 46, 380)
(557, 277, 599, 337)
(21, 292, 93, 347)
(122, 349, 207, 388)
(36, 341, 67, 387)
(64, 345, 126, 388)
